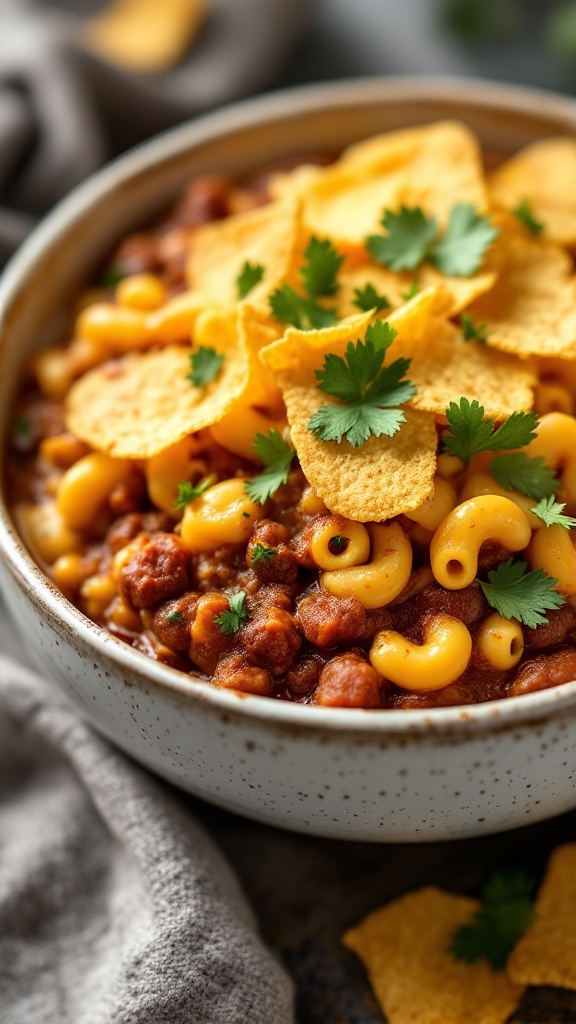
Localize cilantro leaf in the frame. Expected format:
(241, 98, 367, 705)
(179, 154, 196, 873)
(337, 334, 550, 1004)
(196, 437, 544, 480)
(215, 591, 249, 635)
(442, 399, 538, 464)
(307, 321, 416, 448)
(352, 283, 391, 313)
(512, 199, 544, 235)
(402, 281, 420, 301)
(366, 206, 438, 271)
(430, 203, 498, 276)
(531, 496, 576, 530)
(451, 870, 537, 971)
(461, 313, 489, 344)
(478, 558, 565, 628)
(268, 285, 338, 331)
(245, 430, 296, 504)
(491, 453, 558, 501)
(187, 346, 224, 387)
(236, 260, 265, 299)
(300, 236, 344, 298)
(173, 476, 213, 511)
(250, 544, 277, 565)
(165, 610, 185, 624)
(330, 534, 347, 550)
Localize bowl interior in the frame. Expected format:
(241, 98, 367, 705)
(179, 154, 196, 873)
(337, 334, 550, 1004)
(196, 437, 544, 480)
(2, 76, 576, 732)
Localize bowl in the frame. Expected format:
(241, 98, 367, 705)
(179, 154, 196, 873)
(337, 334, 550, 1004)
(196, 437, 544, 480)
(2, 76, 576, 843)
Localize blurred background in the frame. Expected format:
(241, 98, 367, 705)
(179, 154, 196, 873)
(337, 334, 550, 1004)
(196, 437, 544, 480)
(4, 0, 576, 263)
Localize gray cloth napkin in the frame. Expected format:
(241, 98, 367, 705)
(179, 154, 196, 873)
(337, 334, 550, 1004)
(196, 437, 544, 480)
(0, 0, 310, 263)
(0, 645, 294, 1023)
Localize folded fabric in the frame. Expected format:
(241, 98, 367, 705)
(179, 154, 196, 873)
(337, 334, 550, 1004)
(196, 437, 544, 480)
(0, 652, 294, 1024)
(0, 0, 310, 263)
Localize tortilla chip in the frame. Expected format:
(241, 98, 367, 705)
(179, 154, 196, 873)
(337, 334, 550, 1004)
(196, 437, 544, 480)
(508, 843, 576, 989)
(489, 138, 576, 245)
(467, 226, 576, 358)
(301, 121, 489, 247)
(185, 198, 301, 309)
(337, 263, 496, 321)
(261, 310, 437, 521)
(237, 304, 283, 412)
(385, 289, 536, 418)
(268, 164, 324, 202)
(343, 887, 524, 1024)
(66, 336, 248, 459)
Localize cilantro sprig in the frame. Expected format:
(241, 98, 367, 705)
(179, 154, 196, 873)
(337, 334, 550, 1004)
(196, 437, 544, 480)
(442, 399, 538, 465)
(245, 430, 296, 505)
(215, 592, 249, 635)
(269, 236, 343, 330)
(461, 313, 489, 344)
(512, 199, 544, 235)
(236, 260, 265, 299)
(531, 496, 576, 530)
(165, 610, 185, 624)
(478, 558, 565, 629)
(307, 320, 416, 448)
(250, 544, 277, 565)
(491, 453, 558, 502)
(173, 477, 213, 511)
(366, 203, 498, 278)
(187, 346, 224, 387)
(451, 870, 537, 971)
(352, 283, 391, 313)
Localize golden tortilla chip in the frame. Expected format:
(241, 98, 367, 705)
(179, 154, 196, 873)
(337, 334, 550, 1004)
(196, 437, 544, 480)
(66, 336, 248, 459)
(301, 121, 489, 247)
(185, 198, 301, 310)
(237, 303, 283, 412)
(337, 263, 496, 320)
(467, 225, 576, 358)
(261, 310, 437, 521)
(343, 887, 524, 1024)
(385, 289, 536, 417)
(268, 164, 324, 203)
(508, 843, 576, 989)
(489, 138, 576, 245)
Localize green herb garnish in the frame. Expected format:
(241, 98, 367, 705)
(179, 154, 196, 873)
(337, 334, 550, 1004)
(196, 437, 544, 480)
(165, 610, 185, 624)
(236, 260, 265, 299)
(442, 399, 538, 465)
(490, 453, 558, 501)
(511, 199, 544, 235)
(352, 283, 391, 313)
(269, 236, 343, 330)
(531, 496, 576, 530)
(451, 870, 537, 971)
(215, 591, 249, 635)
(173, 477, 213, 510)
(478, 558, 565, 629)
(187, 346, 224, 387)
(461, 313, 490, 344)
(250, 544, 277, 565)
(245, 430, 296, 504)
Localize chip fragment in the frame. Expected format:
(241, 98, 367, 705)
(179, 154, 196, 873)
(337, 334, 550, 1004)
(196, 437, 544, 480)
(66, 336, 248, 459)
(508, 843, 576, 989)
(467, 225, 576, 358)
(489, 138, 576, 246)
(343, 887, 524, 1024)
(261, 310, 437, 521)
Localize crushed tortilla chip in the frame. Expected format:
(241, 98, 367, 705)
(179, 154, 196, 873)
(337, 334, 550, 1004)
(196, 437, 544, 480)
(301, 121, 489, 247)
(385, 289, 536, 418)
(337, 262, 496, 320)
(261, 310, 437, 521)
(237, 303, 283, 412)
(268, 164, 324, 203)
(343, 887, 524, 1024)
(66, 336, 248, 459)
(508, 843, 576, 989)
(489, 138, 576, 246)
(467, 224, 576, 358)
(185, 197, 301, 310)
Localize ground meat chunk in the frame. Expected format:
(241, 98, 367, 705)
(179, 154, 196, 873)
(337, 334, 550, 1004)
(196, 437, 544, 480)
(477, 541, 511, 574)
(195, 545, 247, 591)
(240, 606, 301, 676)
(315, 653, 381, 708)
(119, 532, 190, 609)
(111, 233, 160, 275)
(391, 582, 487, 638)
(213, 651, 273, 696)
(509, 647, 576, 697)
(297, 593, 367, 647)
(286, 655, 323, 696)
(107, 512, 174, 553)
(153, 593, 201, 651)
(132, 630, 187, 671)
(170, 176, 230, 226)
(522, 605, 576, 649)
(246, 519, 299, 583)
(188, 592, 233, 675)
(108, 471, 147, 517)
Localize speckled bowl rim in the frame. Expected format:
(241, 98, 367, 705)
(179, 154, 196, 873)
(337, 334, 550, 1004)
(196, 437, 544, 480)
(3, 74, 576, 738)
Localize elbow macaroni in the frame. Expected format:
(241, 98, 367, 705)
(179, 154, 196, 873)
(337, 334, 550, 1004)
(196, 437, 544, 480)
(459, 472, 543, 529)
(57, 453, 133, 531)
(475, 612, 524, 670)
(528, 523, 576, 596)
(369, 613, 472, 691)
(210, 407, 288, 462)
(404, 476, 458, 532)
(524, 412, 576, 510)
(321, 522, 412, 609)
(309, 516, 370, 570)
(180, 477, 263, 552)
(430, 495, 532, 589)
(146, 437, 207, 514)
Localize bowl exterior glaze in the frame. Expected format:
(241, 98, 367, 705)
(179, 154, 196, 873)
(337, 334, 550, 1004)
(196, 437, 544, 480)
(2, 77, 576, 841)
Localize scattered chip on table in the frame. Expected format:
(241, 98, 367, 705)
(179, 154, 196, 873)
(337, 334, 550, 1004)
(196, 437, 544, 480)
(343, 886, 524, 1024)
(508, 843, 576, 989)
(489, 138, 576, 246)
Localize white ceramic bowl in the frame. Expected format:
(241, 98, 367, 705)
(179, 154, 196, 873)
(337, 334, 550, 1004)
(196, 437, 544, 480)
(2, 77, 576, 842)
